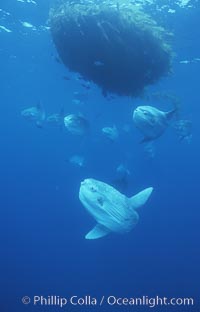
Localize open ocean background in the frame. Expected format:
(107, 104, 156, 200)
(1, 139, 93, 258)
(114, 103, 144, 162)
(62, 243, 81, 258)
(1, 0, 200, 311)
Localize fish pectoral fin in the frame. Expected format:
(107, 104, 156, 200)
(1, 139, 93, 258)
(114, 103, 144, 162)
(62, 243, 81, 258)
(129, 187, 153, 210)
(85, 224, 110, 240)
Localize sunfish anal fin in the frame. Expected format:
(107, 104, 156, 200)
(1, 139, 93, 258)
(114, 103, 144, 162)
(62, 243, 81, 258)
(85, 224, 110, 240)
(36, 121, 43, 129)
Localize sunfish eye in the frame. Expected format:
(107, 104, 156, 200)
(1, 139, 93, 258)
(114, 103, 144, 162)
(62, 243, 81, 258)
(90, 186, 97, 192)
(142, 110, 148, 115)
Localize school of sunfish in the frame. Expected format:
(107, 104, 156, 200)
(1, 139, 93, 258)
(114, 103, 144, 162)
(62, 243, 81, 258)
(21, 93, 192, 239)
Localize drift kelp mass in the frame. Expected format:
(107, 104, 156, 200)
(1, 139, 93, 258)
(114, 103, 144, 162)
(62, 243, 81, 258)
(50, 0, 172, 96)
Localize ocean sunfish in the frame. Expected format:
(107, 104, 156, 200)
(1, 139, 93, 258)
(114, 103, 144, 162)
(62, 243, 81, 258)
(79, 178, 153, 239)
(133, 105, 176, 142)
(64, 114, 90, 135)
(102, 125, 119, 142)
(69, 155, 85, 167)
(112, 164, 131, 192)
(21, 102, 45, 128)
(173, 119, 192, 142)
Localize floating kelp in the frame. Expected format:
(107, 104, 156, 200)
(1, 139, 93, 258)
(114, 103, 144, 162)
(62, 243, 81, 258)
(50, 1, 172, 97)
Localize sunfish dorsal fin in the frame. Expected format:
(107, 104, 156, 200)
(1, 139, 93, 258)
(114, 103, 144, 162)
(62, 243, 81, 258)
(36, 101, 45, 119)
(36, 101, 42, 111)
(85, 224, 110, 239)
(166, 109, 177, 121)
(59, 106, 65, 117)
(129, 187, 153, 210)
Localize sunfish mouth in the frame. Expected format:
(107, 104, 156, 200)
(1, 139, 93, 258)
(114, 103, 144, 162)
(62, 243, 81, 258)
(81, 178, 92, 185)
(134, 107, 143, 114)
(133, 108, 139, 114)
(81, 179, 88, 186)
(80, 180, 90, 194)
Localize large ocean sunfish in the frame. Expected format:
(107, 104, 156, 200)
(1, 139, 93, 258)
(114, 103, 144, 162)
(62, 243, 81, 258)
(133, 105, 176, 142)
(79, 178, 153, 239)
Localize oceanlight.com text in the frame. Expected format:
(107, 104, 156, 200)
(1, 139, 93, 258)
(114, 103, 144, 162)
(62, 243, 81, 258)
(21, 295, 195, 308)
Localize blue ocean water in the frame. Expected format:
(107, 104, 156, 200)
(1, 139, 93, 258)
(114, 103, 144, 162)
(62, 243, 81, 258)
(1, 1, 200, 311)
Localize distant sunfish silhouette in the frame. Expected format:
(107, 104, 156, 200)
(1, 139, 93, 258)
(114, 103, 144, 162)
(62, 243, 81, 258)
(21, 102, 46, 128)
(64, 114, 90, 135)
(133, 105, 176, 142)
(79, 178, 153, 239)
